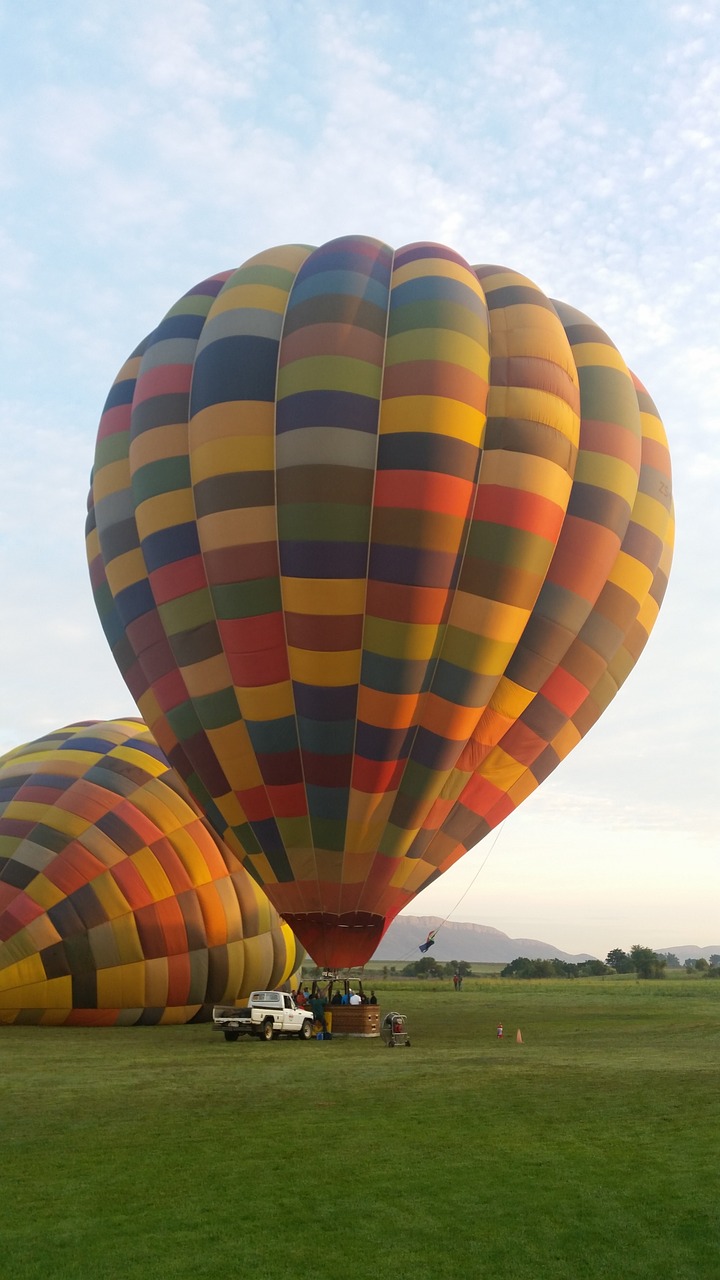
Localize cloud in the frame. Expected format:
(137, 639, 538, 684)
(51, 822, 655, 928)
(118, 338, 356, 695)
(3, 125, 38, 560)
(125, 0, 269, 98)
(0, 396, 136, 753)
(0, 2, 718, 949)
(0, 227, 35, 291)
(30, 87, 115, 173)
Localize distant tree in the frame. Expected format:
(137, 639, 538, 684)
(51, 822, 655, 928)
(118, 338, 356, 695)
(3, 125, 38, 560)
(579, 959, 610, 976)
(500, 956, 609, 979)
(444, 959, 472, 978)
(501, 956, 534, 978)
(661, 953, 681, 969)
(694, 957, 710, 972)
(605, 948, 633, 973)
(709, 955, 720, 968)
(402, 956, 443, 978)
(684, 958, 696, 970)
(629, 945, 666, 979)
(382, 966, 388, 980)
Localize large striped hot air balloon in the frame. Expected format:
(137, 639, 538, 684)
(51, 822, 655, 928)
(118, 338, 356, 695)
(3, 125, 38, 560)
(0, 719, 303, 1024)
(86, 236, 673, 969)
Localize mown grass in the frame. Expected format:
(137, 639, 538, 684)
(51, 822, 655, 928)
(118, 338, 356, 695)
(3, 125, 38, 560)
(3, 979, 720, 1279)
(329, 959, 508, 978)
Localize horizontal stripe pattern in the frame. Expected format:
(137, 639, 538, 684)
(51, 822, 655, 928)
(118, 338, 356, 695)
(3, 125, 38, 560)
(87, 242, 674, 968)
(276, 237, 394, 886)
(405, 377, 674, 896)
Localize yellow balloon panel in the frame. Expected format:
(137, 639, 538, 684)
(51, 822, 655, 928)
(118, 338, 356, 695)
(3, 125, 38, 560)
(0, 720, 303, 1025)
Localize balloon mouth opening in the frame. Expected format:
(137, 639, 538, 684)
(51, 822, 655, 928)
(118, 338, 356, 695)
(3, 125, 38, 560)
(280, 912, 388, 969)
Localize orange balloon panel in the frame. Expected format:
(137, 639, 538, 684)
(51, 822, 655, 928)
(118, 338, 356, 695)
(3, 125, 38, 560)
(0, 720, 303, 1025)
(87, 238, 673, 967)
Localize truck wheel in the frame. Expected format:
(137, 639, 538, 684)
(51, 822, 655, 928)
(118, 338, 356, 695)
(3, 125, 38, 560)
(298, 1020, 312, 1040)
(223, 1030, 239, 1042)
(261, 1019, 274, 1042)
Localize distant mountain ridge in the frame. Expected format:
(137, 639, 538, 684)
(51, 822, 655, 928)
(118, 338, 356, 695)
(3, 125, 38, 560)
(374, 915, 594, 964)
(371, 917, 720, 965)
(657, 944, 720, 962)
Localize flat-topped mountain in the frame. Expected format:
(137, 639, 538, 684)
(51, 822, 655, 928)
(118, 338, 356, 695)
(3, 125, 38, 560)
(374, 915, 594, 964)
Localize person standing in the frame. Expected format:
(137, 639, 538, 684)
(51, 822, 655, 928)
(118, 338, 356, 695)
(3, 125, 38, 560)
(310, 992, 328, 1035)
(496, 1022, 503, 1039)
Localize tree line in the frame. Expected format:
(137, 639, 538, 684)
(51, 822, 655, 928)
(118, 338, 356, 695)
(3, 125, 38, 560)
(502, 947, 720, 979)
(401, 957, 474, 978)
(307, 951, 720, 982)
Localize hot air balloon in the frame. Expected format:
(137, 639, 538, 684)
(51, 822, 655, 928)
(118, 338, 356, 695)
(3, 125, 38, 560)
(86, 236, 673, 969)
(0, 719, 303, 1025)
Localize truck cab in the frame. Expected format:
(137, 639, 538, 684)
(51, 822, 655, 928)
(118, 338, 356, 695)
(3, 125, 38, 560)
(213, 991, 314, 1042)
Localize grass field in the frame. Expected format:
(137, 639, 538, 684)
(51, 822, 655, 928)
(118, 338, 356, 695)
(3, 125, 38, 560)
(4, 978, 720, 1279)
(309, 959, 508, 978)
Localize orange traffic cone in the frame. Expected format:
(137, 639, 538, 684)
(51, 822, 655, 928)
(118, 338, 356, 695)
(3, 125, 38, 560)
(516, 1029, 523, 1044)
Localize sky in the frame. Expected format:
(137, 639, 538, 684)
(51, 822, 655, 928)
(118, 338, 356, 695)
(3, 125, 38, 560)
(1, 0, 718, 959)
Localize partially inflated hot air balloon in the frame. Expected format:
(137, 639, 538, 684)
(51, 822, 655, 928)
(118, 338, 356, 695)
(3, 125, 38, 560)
(0, 719, 303, 1024)
(86, 237, 673, 969)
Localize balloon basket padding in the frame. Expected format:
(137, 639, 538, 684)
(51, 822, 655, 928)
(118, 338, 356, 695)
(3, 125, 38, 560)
(323, 1005, 381, 1037)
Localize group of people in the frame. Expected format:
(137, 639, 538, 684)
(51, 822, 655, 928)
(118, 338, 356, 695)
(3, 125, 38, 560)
(452, 973, 464, 990)
(294, 984, 378, 1009)
(292, 983, 379, 1038)
(330, 986, 377, 1006)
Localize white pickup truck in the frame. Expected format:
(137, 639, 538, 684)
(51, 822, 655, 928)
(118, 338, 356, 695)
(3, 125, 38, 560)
(213, 991, 315, 1042)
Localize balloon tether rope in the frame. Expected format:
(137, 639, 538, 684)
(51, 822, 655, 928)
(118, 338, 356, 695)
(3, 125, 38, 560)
(392, 821, 507, 964)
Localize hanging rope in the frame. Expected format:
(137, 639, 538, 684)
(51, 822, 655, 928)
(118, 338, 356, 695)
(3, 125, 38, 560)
(435, 821, 506, 934)
(388, 821, 507, 964)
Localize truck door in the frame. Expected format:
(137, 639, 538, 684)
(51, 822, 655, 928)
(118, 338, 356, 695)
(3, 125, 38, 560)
(283, 993, 299, 1030)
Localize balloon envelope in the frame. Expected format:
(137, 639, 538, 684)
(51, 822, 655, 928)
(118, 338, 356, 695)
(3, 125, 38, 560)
(0, 719, 303, 1024)
(87, 237, 673, 967)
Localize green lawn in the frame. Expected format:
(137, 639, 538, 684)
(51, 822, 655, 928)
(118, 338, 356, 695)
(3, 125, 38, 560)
(324, 959, 508, 978)
(3, 978, 720, 1279)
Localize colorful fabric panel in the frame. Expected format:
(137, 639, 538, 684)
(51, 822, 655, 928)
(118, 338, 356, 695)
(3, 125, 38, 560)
(87, 239, 673, 967)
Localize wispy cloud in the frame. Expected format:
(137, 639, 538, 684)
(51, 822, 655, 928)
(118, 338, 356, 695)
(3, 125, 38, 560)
(0, 0, 717, 949)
